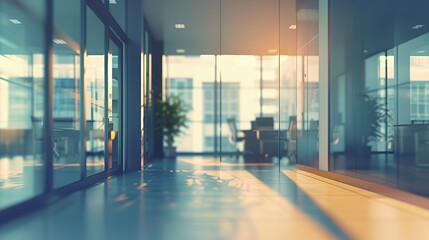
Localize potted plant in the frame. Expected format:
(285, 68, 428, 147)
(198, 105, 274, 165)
(154, 96, 188, 157)
(355, 91, 391, 168)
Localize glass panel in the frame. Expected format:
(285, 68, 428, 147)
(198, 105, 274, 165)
(280, 54, 297, 167)
(143, 32, 153, 159)
(329, 0, 357, 175)
(0, 0, 45, 209)
(164, 56, 216, 153)
(52, 0, 82, 188)
(108, 38, 121, 169)
(305, 38, 319, 168)
(329, 0, 429, 195)
(397, 31, 429, 195)
(280, 0, 298, 168)
(86, 8, 105, 175)
(220, 55, 261, 159)
(219, 0, 282, 166)
(296, 0, 319, 168)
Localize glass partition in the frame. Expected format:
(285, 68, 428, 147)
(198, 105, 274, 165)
(164, 56, 216, 153)
(108, 36, 122, 170)
(52, 0, 82, 188)
(0, 0, 46, 209)
(161, 0, 297, 171)
(329, 0, 429, 195)
(86, 8, 106, 175)
(296, 0, 319, 168)
(220, 55, 261, 158)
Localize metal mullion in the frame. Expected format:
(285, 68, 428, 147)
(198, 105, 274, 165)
(44, 0, 54, 192)
(80, 0, 87, 180)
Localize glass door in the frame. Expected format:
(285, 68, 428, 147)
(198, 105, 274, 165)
(108, 32, 123, 170)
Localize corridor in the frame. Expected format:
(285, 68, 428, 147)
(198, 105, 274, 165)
(1, 157, 429, 240)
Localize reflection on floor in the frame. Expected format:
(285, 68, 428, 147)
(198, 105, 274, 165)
(1, 156, 429, 239)
(0, 154, 105, 209)
(331, 153, 429, 196)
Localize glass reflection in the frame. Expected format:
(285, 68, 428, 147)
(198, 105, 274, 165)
(0, 0, 45, 209)
(163, 55, 296, 166)
(329, 0, 429, 195)
(296, 0, 319, 168)
(52, 0, 82, 188)
(86, 8, 105, 175)
(108, 38, 121, 169)
(164, 55, 216, 153)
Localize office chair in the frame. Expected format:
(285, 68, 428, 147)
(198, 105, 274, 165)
(286, 116, 297, 162)
(226, 118, 244, 154)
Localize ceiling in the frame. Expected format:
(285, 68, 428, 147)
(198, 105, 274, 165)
(143, 0, 297, 56)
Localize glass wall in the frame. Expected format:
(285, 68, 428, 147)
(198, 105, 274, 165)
(86, 7, 106, 175)
(108, 37, 121, 169)
(52, 0, 82, 188)
(296, 0, 319, 168)
(142, 30, 154, 159)
(161, 0, 297, 166)
(164, 55, 216, 153)
(329, 0, 429, 195)
(0, 0, 46, 209)
(0, 0, 131, 212)
(164, 55, 296, 156)
(220, 56, 262, 154)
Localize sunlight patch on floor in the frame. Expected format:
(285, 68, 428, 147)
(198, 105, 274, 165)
(281, 170, 429, 240)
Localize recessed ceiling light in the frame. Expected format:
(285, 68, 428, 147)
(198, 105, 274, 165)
(412, 24, 424, 30)
(364, 50, 368, 54)
(289, 25, 296, 30)
(268, 49, 278, 53)
(417, 50, 427, 54)
(175, 24, 186, 29)
(53, 38, 67, 45)
(176, 49, 186, 53)
(109, 0, 117, 4)
(9, 19, 22, 24)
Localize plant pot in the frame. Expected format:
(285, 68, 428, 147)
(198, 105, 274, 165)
(164, 146, 177, 158)
(355, 145, 372, 170)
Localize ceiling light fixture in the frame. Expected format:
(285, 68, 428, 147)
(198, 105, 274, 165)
(176, 49, 186, 53)
(268, 49, 278, 53)
(175, 24, 186, 29)
(109, 0, 117, 4)
(289, 24, 296, 30)
(412, 24, 424, 30)
(417, 50, 427, 54)
(9, 19, 22, 24)
(53, 38, 67, 45)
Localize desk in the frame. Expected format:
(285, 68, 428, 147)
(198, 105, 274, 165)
(255, 129, 288, 156)
(242, 130, 260, 155)
(395, 124, 429, 166)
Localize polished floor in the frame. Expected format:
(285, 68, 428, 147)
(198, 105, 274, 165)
(1, 156, 429, 240)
